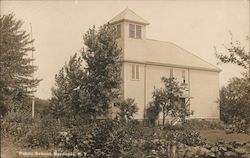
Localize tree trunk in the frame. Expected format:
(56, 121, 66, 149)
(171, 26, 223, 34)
(163, 112, 166, 126)
(163, 106, 166, 126)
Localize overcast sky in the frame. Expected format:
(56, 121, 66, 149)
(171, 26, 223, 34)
(1, 0, 249, 99)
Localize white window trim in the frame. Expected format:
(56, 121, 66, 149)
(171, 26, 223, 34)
(116, 24, 121, 38)
(129, 24, 142, 39)
(170, 68, 174, 78)
(135, 25, 142, 39)
(129, 24, 135, 38)
(182, 70, 186, 83)
(131, 64, 140, 80)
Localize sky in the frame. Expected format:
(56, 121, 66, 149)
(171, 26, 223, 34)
(1, 0, 249, 99)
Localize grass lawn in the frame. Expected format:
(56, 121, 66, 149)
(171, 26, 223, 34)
(199, 129, 250, 144)
(141, 127, 250, 145)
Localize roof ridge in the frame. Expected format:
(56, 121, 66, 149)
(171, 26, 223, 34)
(109, 7, 149, 25)
(125, 8, 149, 24)
(146, 38, 221, 71)
(109, 8, 127, 23)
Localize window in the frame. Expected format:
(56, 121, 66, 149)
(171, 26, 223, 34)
(136, 25, 142, 39)
(132, 64, 135, 79)
(116, 24, 121, 38)
(136, 64, 139, 79)
(129, 24, 142, 39)
(129, 24, 135, 38)
(182, 70, 186, 83)
(170, 68, 173, 78)
(132, 64, 139, 80)
(180, 98, 186, 108)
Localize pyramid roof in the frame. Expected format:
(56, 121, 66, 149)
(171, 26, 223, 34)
(109, 8, 149, 25)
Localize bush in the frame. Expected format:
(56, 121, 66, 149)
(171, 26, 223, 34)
(169, 130, 206, 146)
(23, 115, 60, 149)
(219, 77, 250, 124)
(225, 117, 249, 134)
(146, 103, 161, 127)
(1, 110, 32, 142)
(116, 98, 138, 121)
(58, 119, 140, 157)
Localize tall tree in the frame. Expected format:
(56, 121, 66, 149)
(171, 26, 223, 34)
(0, 14, 40, 117)
(219, 76, 250, 124)
(215, 35, 250, 77)
(81, 24, 122, 118)
(50, 53, 85, 120)
(215, 35, 250, 124)
(149, 77, 192, 126)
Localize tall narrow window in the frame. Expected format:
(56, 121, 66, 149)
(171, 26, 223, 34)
(136, 25, 142, 39)
(180, 98, 186, 108)
(132, 64, 135, 79)
(136, 64, 139, 79)
(170, 68, 173, 78)
(129, 24, 135, 38)
(116, 24, 121, 38)
(182, 70, 186, 83)
(132, 64, 139, 80)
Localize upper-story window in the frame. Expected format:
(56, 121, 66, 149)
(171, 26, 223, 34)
(170, 68, 174, 78)
(182, 70, 186, 83)
(136, 25, 142, 39)
(132, 64, 140, 80)
(129, 24, 142, 39)
(116, 24, 121, 38)
(129, 24, 135, 38)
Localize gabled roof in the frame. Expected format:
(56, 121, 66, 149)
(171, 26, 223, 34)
(144, 39, 221, 72)
(109, 8, 150, 25)
(124, 38, 221, 72)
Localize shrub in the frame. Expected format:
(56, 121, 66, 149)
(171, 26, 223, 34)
(219, 77, 250, 124)
(1, 110, 32, 142)
(163, 128, 206, 147)
(23, 115, 60, 149)
(146, 102, 161, 127)
(59, 119, 140, 157)
(225, 117, 249, 134)
(116, 98, 138, 121)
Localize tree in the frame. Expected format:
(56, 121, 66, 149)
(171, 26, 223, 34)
(215, 35, 250, 76)
(80, 24, 122, 118)
(0, 14, 40, 117)
(50, 53, 85, 121)
(146, 102, 161, 127)
(34, 98, 50, 116)
(50, 24, 123, 121)
(219, 76, 250, 124)
(149, 77, 192, 126)
(215, 35, 250, 124)
(117, 98, 138, 121)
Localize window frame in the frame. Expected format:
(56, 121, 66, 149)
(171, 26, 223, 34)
(136, 25, 142, 39)
(129, 24, 135, 38)
(129, 23, 142, 39)
(116, 24, 121, 38)
(135, 64, 139, 79)
(170, 68, 174, 78)
(180, 98, 186, 108)
(182, 70, 186, 83)
(132, 64, 135, 79)
(131, 63, 140, 80)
